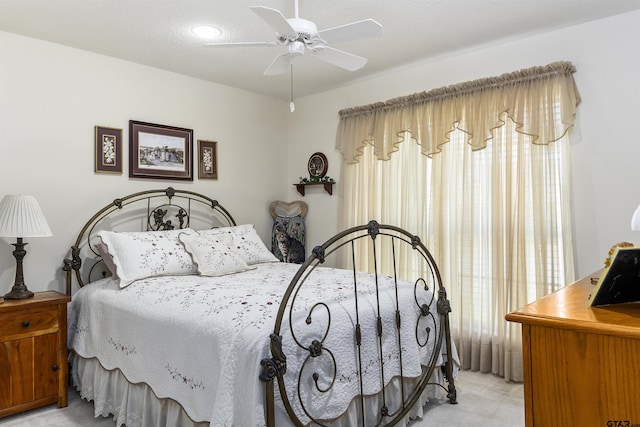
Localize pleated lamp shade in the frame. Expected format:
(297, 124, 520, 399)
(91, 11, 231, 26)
(0, 195, 52, 238)
(632, 203, 640, 232)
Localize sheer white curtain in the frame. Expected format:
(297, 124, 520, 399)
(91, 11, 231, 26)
(336, 62, 579, 381)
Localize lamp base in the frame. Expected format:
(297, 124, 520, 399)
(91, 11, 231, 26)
(4, 283, 34, 300)
(4, 238, 35, 299)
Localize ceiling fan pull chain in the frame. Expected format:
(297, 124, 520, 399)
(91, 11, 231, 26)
(290, 64, 295, 112)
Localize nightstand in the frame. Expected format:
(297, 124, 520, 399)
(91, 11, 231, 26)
(0, 291, 71, 418)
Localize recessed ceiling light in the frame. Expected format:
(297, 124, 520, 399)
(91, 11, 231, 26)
(191, 25, 222, 39)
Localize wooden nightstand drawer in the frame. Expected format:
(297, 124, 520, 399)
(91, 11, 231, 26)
(0, 310, 58, 340)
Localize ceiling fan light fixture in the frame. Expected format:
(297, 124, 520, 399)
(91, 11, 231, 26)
(192, 25, 222, 39)
(289, 40, 305, 56)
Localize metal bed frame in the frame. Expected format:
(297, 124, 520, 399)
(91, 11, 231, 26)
(62, 187, 457, 426)
(260, 220, 457, 426)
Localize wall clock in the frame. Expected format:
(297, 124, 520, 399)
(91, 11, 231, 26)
(308, 152, 328, 178)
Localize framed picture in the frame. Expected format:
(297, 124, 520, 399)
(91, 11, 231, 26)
(95, 126, 122, 174)
(198, 140, 218, 179)
(129, 120, 193, 180)
(308, 152, 328, 178)
(589, 245, 640, 306)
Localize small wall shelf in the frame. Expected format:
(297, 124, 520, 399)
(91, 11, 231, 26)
(294, 182, 334, 196)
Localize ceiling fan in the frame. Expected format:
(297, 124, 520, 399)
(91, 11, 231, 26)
(205, 0, 384, 76)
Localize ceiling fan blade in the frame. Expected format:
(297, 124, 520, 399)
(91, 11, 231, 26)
(264, 52, 293, 76)
(317, 19, 383, 45)
(204, 41, 279, 47)
(312, 46, 367, 71)
(251, 6, 297, 37)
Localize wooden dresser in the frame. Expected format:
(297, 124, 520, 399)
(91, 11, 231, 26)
(0, 291, 71, 418)
(506, 273, 640, 427)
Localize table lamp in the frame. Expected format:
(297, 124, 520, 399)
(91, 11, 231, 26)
(632, 203, 640, 232)
(0, 195, 52, 299)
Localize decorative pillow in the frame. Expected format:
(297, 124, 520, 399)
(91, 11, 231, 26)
(199, 224, 279, 265)
(179, 232, 254, 276)
(97, 228, 198, 287)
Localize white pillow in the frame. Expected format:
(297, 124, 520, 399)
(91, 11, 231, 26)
(97, 228, 198, 287)
(199, 224, 279, 265)
(179, 232, 254, 276)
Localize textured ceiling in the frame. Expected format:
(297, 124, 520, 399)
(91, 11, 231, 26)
(2, 0, 640, 100)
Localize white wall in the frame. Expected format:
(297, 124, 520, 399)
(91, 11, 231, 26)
(0, 31, 289, 294)
(2, 9, 640, 296)
(288, 10, 640, 279)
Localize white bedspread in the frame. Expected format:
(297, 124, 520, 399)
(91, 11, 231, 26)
(68, 262, 447, 426)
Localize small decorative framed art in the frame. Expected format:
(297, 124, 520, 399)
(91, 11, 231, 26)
(308, 152, 328, 178)
(198, 140, 218, 179)
(129, 120, 193, 180)
(95, 126, 122, 174)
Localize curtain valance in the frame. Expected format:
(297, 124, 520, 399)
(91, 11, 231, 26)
(336, 61, 580, 164)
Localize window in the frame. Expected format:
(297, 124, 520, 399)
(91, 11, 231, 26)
(337, 64, 579, 381)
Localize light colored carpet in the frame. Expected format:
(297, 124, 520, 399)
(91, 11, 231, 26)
(0, 370, 524, 426)
(414, 370, 524, 426)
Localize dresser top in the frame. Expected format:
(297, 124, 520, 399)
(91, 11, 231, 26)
(506, 271, 640, 339)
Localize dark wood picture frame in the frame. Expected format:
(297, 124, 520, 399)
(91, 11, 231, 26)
(198, 140, 218, 179)
(95, 126, 122, 174)
(129, 120, 193, 180)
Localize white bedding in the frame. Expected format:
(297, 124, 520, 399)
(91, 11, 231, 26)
(68, 262, 450, 426)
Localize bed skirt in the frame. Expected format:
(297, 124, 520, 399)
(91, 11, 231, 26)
(71, 353, 451, 427)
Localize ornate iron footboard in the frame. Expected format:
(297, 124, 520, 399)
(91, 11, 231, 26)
(260, 220, 457, 427)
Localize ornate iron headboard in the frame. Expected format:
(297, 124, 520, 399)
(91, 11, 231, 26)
(62, 187, 235, 294)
